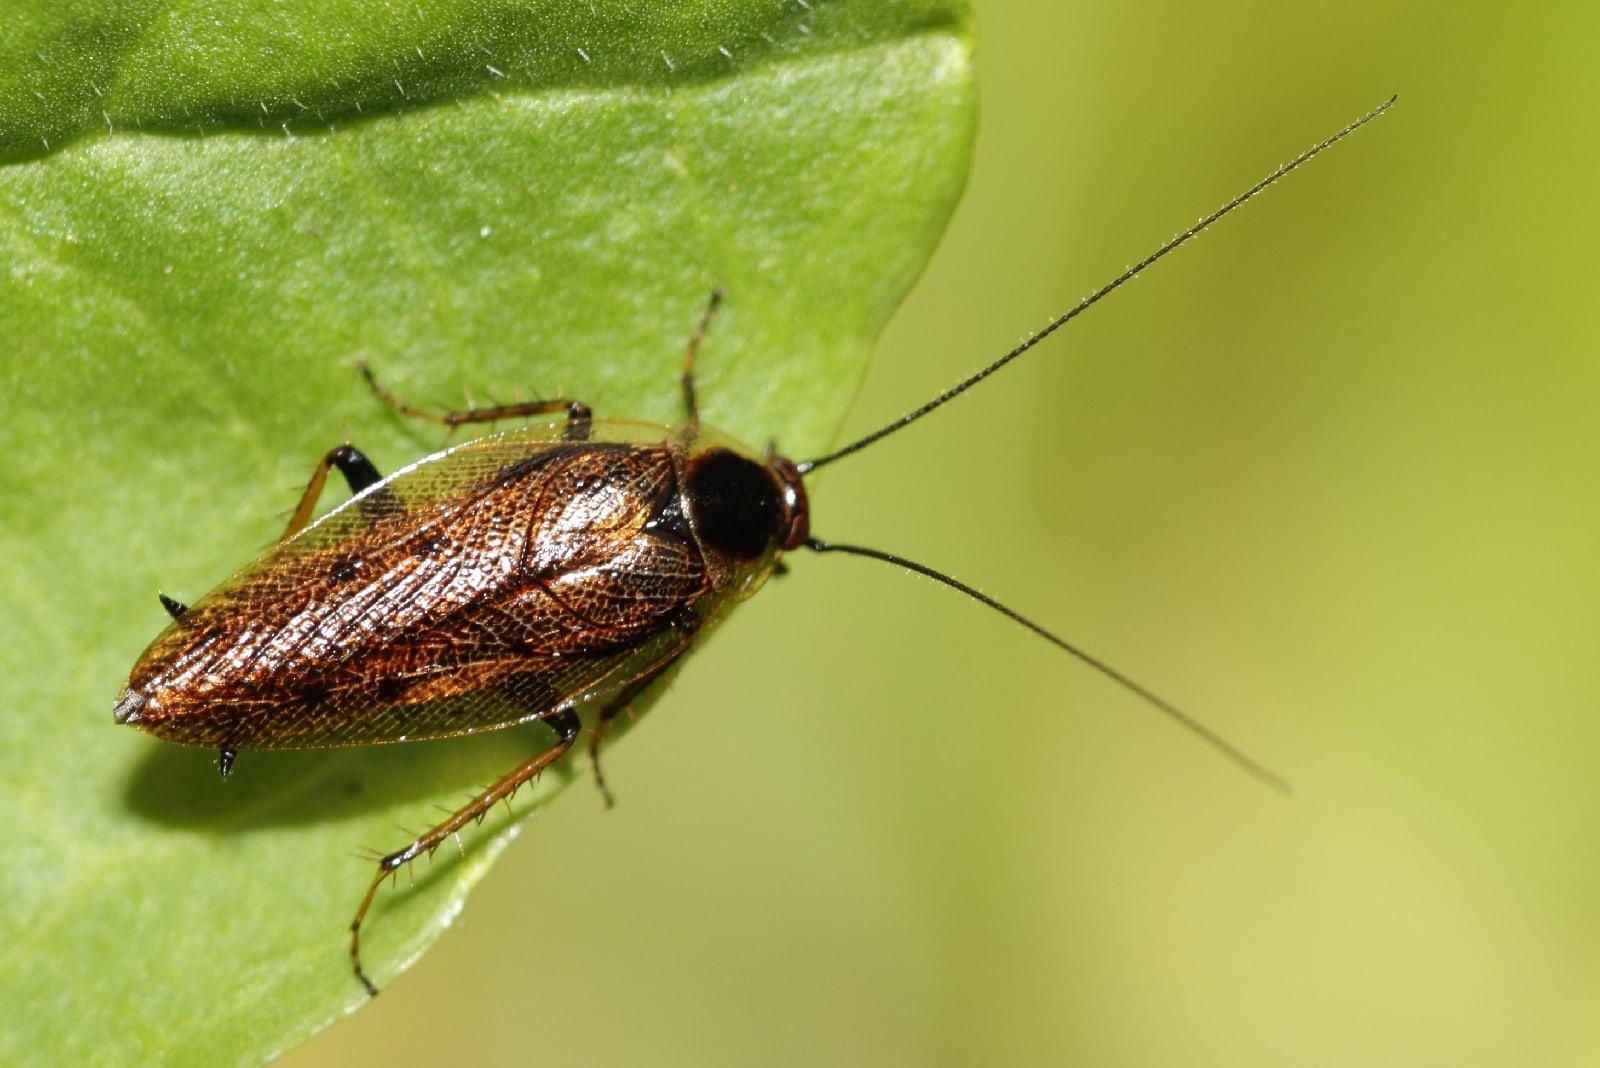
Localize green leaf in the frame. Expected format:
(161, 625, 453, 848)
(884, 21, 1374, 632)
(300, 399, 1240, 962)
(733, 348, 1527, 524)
(0, 2, 974, 1063)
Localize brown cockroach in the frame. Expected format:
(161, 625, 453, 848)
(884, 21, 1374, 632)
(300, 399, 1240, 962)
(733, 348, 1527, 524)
(114, 98, 1392, 995)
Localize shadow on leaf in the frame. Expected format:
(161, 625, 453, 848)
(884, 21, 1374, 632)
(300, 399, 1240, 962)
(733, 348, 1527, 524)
(120, 724, 571, 831)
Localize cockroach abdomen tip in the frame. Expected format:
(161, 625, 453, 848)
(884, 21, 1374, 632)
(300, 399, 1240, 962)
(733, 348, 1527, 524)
(113, 690, 146, 725)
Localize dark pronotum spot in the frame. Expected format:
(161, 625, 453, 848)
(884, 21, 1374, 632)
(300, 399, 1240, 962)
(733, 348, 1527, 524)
(330, 558, 362, 582)
(643, 479, 693, 547)
(685, 448, 784, 561)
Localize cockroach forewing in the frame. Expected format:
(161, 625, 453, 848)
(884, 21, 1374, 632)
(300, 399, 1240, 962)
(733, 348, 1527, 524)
(120, 419, 746, 752)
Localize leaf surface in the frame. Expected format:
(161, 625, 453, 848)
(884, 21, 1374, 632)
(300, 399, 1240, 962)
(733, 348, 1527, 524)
(0, 2, 974, 1062)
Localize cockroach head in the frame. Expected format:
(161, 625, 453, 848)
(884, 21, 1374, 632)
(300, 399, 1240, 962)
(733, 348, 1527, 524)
(683, 447, 809, 562)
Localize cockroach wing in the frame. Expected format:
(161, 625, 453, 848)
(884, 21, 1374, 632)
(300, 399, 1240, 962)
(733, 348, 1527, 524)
(266, 623, 698, 749)
(117, 422, 720, 751)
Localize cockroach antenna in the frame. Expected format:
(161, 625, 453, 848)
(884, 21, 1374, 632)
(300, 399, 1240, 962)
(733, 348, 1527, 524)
(798, 97, 1397, 793)
(797, 95, 1396, 475)
(806, 538, 1294, 794)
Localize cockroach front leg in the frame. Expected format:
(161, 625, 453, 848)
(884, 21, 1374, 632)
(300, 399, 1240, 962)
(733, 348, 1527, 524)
(349, 708, 581, 997)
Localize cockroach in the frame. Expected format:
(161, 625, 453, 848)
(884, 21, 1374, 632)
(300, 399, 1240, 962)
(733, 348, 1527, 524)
(114, 98, 1392, 995)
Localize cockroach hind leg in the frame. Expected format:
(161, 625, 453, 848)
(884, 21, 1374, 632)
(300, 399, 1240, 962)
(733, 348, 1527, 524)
(218, 746, 237, 779)
(157, 593, 188, 620)
(346, 709, 582, 996)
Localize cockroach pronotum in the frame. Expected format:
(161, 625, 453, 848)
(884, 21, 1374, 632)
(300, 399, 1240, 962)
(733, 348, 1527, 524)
(115, 98, 1393, 994)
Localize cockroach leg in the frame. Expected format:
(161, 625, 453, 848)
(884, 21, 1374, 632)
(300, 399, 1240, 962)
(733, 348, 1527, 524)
(349, 708, 582, 997)
(282, 444, 387, 540)
(586, 729, 616, 811)
(679, 287, 724, 431)
(358, 360, 592, 437)
(585, 646, 691, 809)
(218, 746, 237, 780)
(560, 401, 593, 443)
(157, 593, 188, 620)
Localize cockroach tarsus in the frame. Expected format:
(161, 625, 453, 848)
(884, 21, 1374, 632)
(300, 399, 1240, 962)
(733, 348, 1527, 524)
(114, 97, 1393, 997)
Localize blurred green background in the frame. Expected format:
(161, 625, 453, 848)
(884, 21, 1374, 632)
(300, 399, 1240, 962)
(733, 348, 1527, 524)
(286, 2, 1600, 1066)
